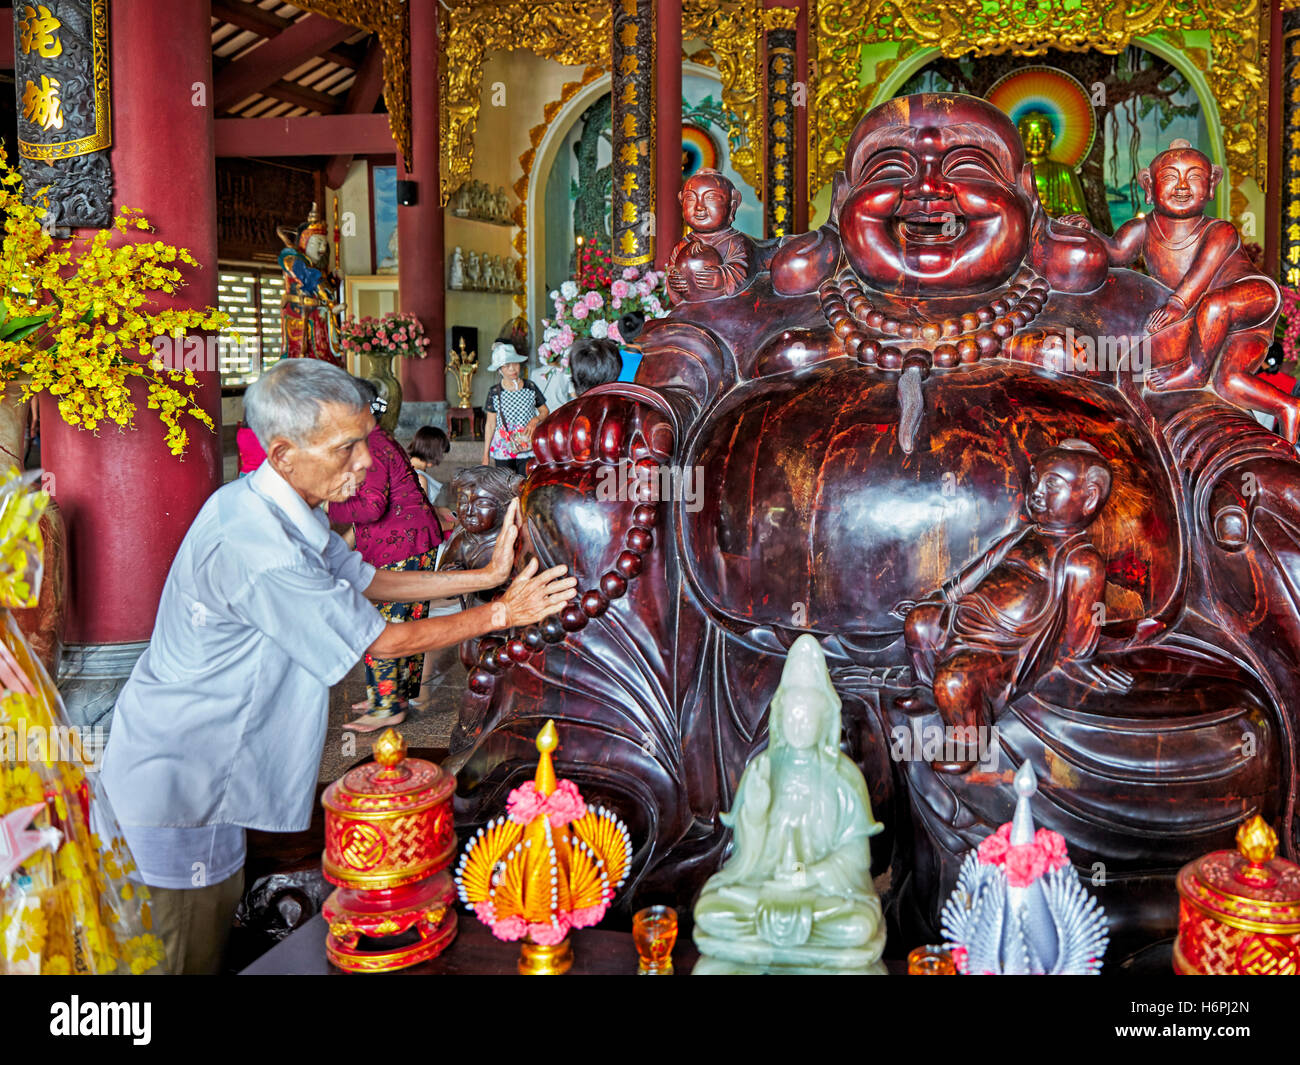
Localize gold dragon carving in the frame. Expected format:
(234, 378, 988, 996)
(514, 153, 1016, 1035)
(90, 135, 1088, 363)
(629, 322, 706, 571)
(809, 0, 1268, 203)
(440, 0, 763, 206)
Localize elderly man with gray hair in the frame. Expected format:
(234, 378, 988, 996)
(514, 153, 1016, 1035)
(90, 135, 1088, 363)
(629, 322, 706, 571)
(101, 359, 575, 974)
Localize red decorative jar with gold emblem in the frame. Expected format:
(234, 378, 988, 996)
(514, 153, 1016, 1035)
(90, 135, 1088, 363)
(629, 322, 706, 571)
(1174, 815, 1300, 975)
(320, 729, 458, 972)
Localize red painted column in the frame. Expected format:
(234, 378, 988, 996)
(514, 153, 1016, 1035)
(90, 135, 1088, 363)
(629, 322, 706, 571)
(41, 0, 221, 645)
(655, 0, 682, 268)
(397, 0, 445, 404)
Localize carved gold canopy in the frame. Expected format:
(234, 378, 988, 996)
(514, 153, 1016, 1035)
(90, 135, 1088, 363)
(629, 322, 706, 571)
(439, 0, 764, 206)
(810, 0, 1269, 212)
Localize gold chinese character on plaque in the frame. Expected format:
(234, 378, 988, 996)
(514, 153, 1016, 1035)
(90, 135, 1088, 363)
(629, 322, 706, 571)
(18, 4, 63, 58)
(22, 74, 64, 131)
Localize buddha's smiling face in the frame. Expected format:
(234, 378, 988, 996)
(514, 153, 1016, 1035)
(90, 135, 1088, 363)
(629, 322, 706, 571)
(837, 96, 1034, 297)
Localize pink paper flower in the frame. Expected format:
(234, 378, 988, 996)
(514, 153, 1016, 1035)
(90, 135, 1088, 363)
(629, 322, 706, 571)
(584, 291, 604, 309)
(573, 304, 589, 320)
(623, 266, 638, 280)
(977, 822, 1012, 865)
(611, 280, 629, 298)
(528, 915, 572, 945)
(1036, 828, 1070, 873)
(608, 323, 622, 343)
(1005, 844, 1048, 888)
(491, 915, 528, 941)
(569, 904, 608, 929)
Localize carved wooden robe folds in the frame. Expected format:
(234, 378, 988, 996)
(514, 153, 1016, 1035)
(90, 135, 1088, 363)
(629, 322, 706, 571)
(449, 95, 1297, 962)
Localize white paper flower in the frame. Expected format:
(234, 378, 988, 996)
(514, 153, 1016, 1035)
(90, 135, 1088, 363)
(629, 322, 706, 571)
(561, 280, 579, 300)
(590, 318, 609, 339)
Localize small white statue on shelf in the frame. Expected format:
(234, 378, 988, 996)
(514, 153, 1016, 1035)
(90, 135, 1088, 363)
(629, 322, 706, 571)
(494, 186, 509, 223)
(449, 246, 465, 290)
(466, 250, 482, 290)
(452, 182, 471, 217)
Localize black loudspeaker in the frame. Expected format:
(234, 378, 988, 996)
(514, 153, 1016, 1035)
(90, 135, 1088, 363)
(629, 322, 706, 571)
(396, 180, 417, 206)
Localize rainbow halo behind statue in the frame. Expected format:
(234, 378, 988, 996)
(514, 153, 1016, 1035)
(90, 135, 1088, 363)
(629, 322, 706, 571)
(455, 721, 632, 975)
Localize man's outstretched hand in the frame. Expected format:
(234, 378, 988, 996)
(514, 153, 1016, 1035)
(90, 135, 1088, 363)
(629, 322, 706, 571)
(494, 557, 579, 629)
(483, 498, 521, 586)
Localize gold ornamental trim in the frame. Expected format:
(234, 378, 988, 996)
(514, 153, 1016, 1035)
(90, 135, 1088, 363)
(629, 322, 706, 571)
(761, 6, 800, 31)
(18, 0, 111, 162)
(440, 0, 763, 206)
(292, 0, 412, 169)
(323, 838, 458, 890)
(323, 790, 447, 820)
(809, 0, 1268, 200)
(1178, 872, 1300, 935)
(513, 64, 608, 312)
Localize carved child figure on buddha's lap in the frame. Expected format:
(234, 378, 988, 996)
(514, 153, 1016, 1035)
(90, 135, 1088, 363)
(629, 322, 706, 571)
(1086, 141, 1295, 443)
(693, 635, 887, 974)
(894, 440, 1132, 771)
(666, 169, 756, 304)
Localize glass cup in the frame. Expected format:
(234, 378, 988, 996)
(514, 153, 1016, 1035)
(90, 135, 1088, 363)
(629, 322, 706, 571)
(908, 944, 957, 975)
(633, 905, 678, 975)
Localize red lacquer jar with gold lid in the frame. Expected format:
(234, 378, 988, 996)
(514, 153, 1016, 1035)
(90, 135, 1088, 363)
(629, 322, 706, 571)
(1173, 815, 1300, 975)
(320, 729, 458, 972)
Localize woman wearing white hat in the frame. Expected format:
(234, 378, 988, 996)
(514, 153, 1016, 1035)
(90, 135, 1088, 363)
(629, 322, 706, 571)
(482, 341, 549, 475)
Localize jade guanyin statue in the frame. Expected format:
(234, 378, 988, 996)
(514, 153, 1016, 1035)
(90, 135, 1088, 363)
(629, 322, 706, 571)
(692, 635, 887, 974)
(1018, 111, 1088, 219)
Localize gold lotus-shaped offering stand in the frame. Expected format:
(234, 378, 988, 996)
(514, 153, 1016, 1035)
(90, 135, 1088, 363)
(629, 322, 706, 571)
(455, 720, 632, 974)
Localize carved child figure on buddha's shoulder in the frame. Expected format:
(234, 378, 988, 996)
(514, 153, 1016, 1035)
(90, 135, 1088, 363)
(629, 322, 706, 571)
(1086, 141, 1294, 443)
(666, 169, 756, 304)
(893, 440, 1132, 772)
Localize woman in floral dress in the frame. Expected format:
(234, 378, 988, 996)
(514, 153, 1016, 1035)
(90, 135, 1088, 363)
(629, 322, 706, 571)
(328, 384, 445, 732)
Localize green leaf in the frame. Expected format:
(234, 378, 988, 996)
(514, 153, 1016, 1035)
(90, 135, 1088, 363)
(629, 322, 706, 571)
(0, 311, 52, 341)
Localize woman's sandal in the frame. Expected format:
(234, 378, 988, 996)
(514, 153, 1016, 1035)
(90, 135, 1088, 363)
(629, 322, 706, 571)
(342, 710, 406, 733)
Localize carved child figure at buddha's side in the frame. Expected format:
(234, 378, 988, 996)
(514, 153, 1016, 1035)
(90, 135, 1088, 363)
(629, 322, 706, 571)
(666, 169, 755, 304)
(693, 635, 887, 974)
(893, 440, 1132, 772)
(1086, 141, 1295, 443)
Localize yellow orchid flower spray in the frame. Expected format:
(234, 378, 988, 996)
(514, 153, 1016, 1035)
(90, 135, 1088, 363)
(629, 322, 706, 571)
(0, 151, 229, 457)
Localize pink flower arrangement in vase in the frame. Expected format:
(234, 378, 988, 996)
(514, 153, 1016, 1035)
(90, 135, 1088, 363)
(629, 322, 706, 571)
(537, 249, 670, 371)
(339, 311, 431, 360)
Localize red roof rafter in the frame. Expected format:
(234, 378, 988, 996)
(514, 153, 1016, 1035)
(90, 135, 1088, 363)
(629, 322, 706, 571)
(214, 12, 358, 113)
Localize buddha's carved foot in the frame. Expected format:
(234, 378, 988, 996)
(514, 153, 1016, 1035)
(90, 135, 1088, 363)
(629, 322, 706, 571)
(531, 390, 675, 470)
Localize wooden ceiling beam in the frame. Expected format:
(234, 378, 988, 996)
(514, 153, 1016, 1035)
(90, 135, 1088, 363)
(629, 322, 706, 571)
(214, 13, 357, 112)
(262, 79, 344, 114)
(215, 113, 394, 157)
(324, 39, 385, 188)
(210, 1, 292, 37)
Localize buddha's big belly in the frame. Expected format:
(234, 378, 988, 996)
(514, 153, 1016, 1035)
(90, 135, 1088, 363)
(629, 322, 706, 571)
(680, 360, 1180, 636)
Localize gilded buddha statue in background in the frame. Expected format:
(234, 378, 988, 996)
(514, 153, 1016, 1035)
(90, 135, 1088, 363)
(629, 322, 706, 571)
(1018, 111, 1088, 219)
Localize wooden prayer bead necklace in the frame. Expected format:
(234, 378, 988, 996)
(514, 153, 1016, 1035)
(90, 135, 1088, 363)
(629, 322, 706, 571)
(820, 265, 1049, 370)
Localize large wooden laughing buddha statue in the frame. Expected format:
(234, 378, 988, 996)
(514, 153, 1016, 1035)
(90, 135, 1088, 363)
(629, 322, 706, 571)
(449, 94, 1298, 963)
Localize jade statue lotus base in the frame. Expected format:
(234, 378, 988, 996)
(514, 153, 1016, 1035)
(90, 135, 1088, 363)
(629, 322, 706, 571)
(691, 635, 887, 975)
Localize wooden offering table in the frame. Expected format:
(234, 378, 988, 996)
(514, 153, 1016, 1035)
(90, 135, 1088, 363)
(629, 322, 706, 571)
(241, 913, 700, 976)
